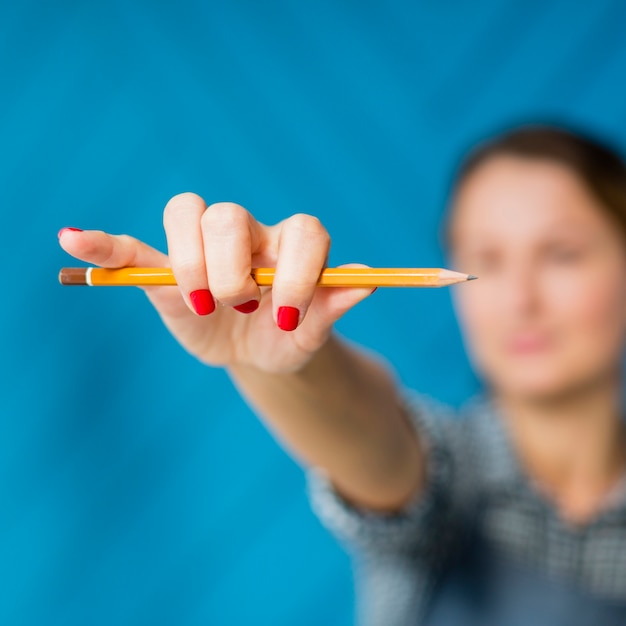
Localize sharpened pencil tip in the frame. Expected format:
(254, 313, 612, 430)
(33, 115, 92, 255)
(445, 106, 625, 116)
(467, 275, 478, 281)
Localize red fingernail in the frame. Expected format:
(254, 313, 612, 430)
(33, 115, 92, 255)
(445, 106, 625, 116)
(190, 289, 215, 316)
(58, 227, 83, 238)
(234, 299, 259, 314)
(277, 306, 299, 331)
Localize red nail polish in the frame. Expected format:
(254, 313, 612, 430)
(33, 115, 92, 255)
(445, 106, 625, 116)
(234, 299, 259, 314)
(58, 227, 83, 238)
(190, 289, 215, 316)
(277, 306, 299, 331)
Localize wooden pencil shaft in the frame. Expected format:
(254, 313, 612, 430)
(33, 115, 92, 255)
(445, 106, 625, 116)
(59, 267, 472, 288)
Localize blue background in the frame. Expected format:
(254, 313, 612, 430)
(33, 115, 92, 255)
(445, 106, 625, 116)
(2, 1, 626, 624)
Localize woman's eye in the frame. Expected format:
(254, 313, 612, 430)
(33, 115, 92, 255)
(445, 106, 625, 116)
(466, 255, 501, 274)
(546, 248, 583, 263)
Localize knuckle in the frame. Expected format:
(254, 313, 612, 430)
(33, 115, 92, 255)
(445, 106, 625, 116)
(202, 202, 248, 233)
(114, 234, 138, 265)
(286, 213, 329, 240)
(207, 201, 245, 213)
(116, 233, 135, 248)
(163, 192, 206, 223)
(288, 212, 321, 230)
(92, 233, 135, 267)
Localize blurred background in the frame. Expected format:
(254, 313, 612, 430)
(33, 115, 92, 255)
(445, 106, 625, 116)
(2, 1, 626, 624)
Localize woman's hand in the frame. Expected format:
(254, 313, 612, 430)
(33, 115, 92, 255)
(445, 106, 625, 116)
(58, 193, 374, 373)
(60, 192, 423, 511)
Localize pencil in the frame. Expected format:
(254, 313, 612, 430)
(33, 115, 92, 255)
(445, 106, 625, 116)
(59, 267, 477, 288)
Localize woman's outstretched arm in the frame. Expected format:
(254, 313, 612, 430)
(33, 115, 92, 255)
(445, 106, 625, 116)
(59, 193, 425, 512)
(230, 334, 424, 511)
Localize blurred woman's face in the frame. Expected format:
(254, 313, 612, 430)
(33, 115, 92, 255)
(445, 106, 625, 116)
(450, 155, 626, 402)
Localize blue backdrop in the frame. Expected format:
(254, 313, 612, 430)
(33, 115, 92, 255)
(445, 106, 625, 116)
(2, 1, 626, 624)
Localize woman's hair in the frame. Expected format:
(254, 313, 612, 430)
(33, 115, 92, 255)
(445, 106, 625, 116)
(444, 124, 626, 249)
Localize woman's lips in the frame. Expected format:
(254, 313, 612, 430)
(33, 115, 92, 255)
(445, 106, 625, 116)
(507, 334, 553, 354)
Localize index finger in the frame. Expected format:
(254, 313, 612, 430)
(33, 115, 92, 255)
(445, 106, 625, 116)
(58, 228, 168, 268)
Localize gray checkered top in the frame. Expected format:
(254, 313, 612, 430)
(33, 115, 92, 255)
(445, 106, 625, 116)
(308, 393, 626, 625)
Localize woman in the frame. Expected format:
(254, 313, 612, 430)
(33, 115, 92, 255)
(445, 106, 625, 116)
(58, 125, 626, 625)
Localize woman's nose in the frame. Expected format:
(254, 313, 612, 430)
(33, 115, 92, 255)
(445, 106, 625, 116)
(498, 264, 541, 318)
